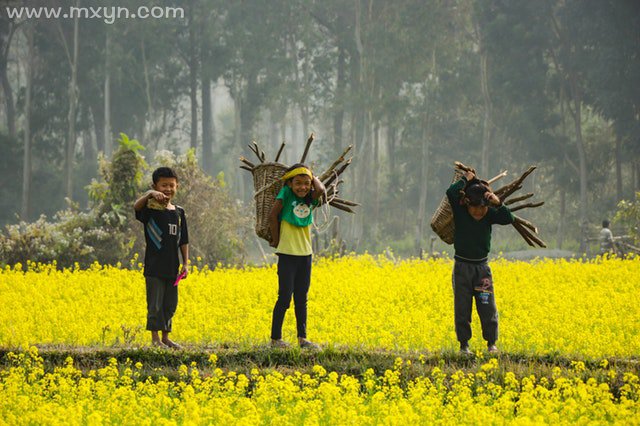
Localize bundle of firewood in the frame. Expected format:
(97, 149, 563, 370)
(240, 133, 358, 242)
(432, 162, 546, 248)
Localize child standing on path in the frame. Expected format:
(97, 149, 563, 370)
(133, 167, 189, 349)
(268, 163, 325, 349)
(446, 170, 514, 355)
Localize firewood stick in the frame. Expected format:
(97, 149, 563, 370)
(332, 197, 359, 206)
(527, 232, 547, 248)
(239, 156, 255, 169)
(275, 142, 286, 162)
(487, 170, 508, 185)
(318, 145, 353, 181)
(239, 165, 253, 172)
(329, 201, 355, 213)
(514, 216, 538, 234)
(520, 225, 546, 248)
(513, 221, 547, 248)
(509, 201, 545, 212)
(496, 184, 523, 200)
(248, 143, 262, 162)
(454, 161, 474, 173)
(324, 160, 352, 188)
(250, 141, 266, 162)
(505, 193, 534, 205)
(513, 222, 535, 247)
(495, 166, 536, 199)
(300, 133, 314, 163)
(253, 141, 266, 162)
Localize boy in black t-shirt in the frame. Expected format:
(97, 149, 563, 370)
(134, 167, 189, 349)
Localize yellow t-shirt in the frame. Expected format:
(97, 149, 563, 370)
(276, 220, 312, 256)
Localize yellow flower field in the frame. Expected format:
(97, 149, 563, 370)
(1, 256, 639, 424)
(1, 348, 639, 425)
(0, 255, 638, 357)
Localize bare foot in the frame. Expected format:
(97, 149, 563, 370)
(152, 340, 169, 348)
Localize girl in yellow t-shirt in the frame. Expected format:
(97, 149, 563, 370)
(268, 163, 325, 349)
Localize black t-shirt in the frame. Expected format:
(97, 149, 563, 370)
(135, 205, 189, 279)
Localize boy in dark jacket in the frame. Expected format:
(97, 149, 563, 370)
(446, 170, 514, 355)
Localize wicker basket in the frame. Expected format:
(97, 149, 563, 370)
(252, 162, 288, 242)
(430, 169, 465, 244)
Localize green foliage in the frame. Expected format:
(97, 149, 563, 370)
(0, 134, 248, 267)
(614, 192, 640, 243)
(150, 149, 250, 266)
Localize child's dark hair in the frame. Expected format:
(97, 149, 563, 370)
(285, 163, 313, 206)
(462, 178, 490, 207)
(602, 220, 610, 228)
(152, 167, 179, 184)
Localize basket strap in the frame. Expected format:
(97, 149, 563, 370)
(254, 179, 280, 198)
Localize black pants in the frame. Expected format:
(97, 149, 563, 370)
(452, 260, 498, 345)
(145, 276, 178, 332)
(270, 254, 312, 340)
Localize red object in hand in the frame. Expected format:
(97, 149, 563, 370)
(174, 270, 187, 287)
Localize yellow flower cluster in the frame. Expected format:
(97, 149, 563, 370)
(0, 256, 639, 357)
(0, 347, 638, 425)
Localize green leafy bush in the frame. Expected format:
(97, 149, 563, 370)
(0, 134, 249, 268)
(614, 192, 640, 244)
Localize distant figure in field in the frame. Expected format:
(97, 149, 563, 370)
(446, 170, 515, 355)
(599, 220, 615, 255)
(133, 167, 189, 349)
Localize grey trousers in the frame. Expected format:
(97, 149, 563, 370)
(452, 260, 498, 345)
(145, 276, 178, 332)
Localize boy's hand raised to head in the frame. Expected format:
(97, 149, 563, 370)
(484, 191, 501, 206)
(149, 190, 169, 204)
(464, 171, 475, 181)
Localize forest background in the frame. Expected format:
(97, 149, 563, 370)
(0, 0, 638, 266)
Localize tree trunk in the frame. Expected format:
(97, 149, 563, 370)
(21, 22, 34, 220)
(65, 4, 80, 200)
(416, 112, 431, 253)
(141, 39, 153, 147)
(387, 123, 396, 191)
(372, 118, 380, 229)
(90, 103, 104, 158)
(416, 50, 436, 252)
(569, 77, 588, 253)
(233, 94, 245, 200)
(556, 186, 565, 249)
(0, 17, 16, 138)
(480, 46, 492, 175)
(0, 63, 15, 138)
(615, 134, 622, 201)
(188, 0, 198, 151)
(103, 29, 112, 157)
(201, 72, 212, 174)
(333, 47, 346, 151)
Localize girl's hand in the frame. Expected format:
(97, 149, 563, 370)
(180, 264, 189, 279)
(270, 237, 279, 248)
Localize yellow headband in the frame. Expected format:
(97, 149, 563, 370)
(281, 167, 312, 181)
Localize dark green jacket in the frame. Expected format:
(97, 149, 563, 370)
(446, 178, 514, 260)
